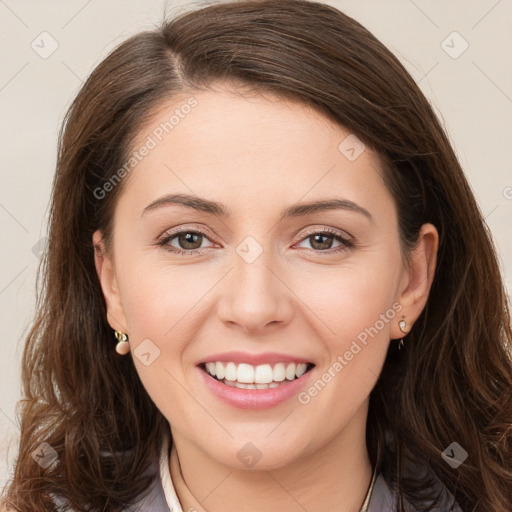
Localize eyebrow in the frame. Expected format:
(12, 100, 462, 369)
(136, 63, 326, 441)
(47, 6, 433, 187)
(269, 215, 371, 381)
(141, 193, 373, 223)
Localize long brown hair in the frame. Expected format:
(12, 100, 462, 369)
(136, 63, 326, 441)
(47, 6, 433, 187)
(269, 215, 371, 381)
(3, 1, 511, 510)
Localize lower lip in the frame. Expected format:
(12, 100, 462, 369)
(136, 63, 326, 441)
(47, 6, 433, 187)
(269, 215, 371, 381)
(198, 366, 314, 410)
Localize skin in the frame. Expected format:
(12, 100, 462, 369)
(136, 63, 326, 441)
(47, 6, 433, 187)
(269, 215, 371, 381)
(93, 84, 438, 512)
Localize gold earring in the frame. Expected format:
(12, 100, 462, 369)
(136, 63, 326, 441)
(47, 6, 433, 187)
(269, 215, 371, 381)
(114, 330, 130, 355)
(398, 315, 407, 350)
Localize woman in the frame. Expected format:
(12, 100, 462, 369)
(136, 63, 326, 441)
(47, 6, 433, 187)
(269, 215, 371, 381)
(2, 0, 511, 510)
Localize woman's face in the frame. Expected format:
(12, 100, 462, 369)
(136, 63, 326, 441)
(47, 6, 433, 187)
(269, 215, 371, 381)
(94, 85, 437, 470)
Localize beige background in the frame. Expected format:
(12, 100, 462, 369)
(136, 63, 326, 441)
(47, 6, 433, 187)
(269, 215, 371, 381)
(1, 0, 511, 486)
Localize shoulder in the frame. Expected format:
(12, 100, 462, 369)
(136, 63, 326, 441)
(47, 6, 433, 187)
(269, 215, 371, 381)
(116, 454, 171, 512)
(367, 473, 397, 511)
(49, 455, 170, 512)
(368, 471, 463, 512)
(125, 462, 171, 512)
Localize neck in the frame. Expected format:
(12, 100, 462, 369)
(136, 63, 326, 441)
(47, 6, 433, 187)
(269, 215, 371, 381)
(168, 404, 373, 512)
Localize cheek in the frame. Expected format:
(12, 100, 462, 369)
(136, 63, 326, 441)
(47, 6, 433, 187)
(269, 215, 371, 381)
(116, 265, 205, 419)
(118, 261, 205, 339)
(290, 250, 401, 399)
(291, 267, 398, 425)
(295, 256, 400, 343)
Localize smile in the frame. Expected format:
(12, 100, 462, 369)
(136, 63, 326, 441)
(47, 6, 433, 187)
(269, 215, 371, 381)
(202, 361, 314, 389)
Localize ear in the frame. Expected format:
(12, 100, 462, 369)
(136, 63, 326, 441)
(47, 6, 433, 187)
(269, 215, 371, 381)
(390, 223, 439, 339)
(92, 230, 128, 333)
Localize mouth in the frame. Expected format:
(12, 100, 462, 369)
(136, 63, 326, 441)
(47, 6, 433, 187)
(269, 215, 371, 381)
(199, 361, 316, 390)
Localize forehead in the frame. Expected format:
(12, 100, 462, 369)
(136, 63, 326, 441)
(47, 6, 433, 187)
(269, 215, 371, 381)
(121, 85, 390, 216)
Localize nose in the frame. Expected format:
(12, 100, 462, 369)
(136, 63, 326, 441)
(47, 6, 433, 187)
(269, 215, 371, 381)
(216, 245, 294, 335)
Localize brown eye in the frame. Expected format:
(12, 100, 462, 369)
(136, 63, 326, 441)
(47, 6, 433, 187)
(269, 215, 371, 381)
(158, 229, 214, 255)
(309, 233, 336, 250)
(296, 229, 354, 254)
(175, 232, 204, 250)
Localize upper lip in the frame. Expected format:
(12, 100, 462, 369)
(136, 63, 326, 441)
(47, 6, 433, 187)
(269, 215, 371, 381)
(198, 351, 313, 366)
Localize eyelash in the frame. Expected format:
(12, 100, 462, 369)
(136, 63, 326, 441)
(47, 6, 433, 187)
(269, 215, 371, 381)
(157, 227, 354, 256)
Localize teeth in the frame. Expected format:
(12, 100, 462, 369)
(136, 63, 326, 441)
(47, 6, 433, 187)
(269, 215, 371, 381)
(295, 363, 308, 378)
(203, 361, 311, 385)
(237, 363, 254, 383)
(215, 362, 225, 380)
(254, 364, 273, 383)
(222, 380, 282, 390)
(273, 363, 286, 382)
(286, 363, 296, 380)
(225, 362, 237, 381)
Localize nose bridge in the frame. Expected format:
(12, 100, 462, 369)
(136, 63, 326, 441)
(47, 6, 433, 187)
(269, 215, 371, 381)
(217, 235, 293, 332)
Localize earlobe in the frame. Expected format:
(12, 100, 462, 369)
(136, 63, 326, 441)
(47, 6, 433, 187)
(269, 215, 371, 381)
(92, 230, 128, 332)
(390, 223, 439, 339)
